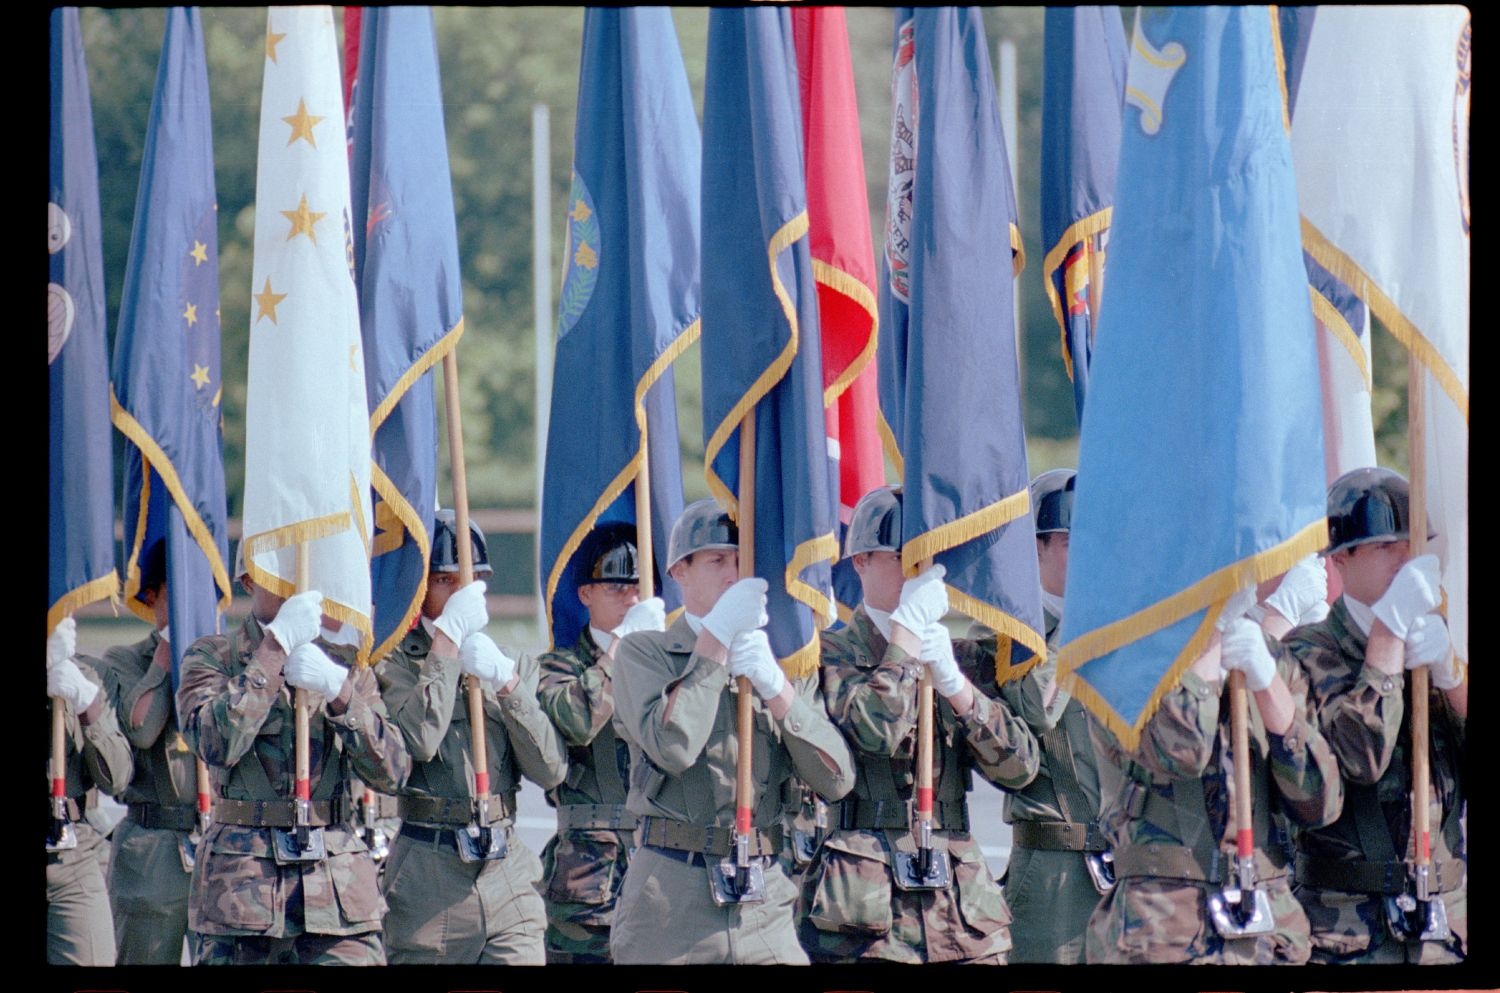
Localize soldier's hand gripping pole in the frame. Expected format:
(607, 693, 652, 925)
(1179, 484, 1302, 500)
(1207, 668, 1274, 936)
(734, 413, 756, 887)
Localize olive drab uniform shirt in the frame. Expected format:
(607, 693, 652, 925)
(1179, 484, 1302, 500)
(176, 616, 410, 939)
(798, 607, 1039, 963)
(1283, 599, 1466, 964)
(1086, 644, 1343, 965)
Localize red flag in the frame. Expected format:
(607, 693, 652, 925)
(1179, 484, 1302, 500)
(342, 6, 362, 150)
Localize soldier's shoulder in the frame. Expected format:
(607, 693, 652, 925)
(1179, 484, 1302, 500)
(98, 633, 155, 671)
(181, 631, 235, 666)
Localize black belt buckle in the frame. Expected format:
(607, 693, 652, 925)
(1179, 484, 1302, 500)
(1085, 849, 1117, 894)
(710, 856, 767, 905)
(455, 822, 508, 863)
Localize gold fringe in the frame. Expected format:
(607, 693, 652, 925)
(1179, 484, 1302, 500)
(812, 260, 879, 407)
(368, 317, 465, 435)
(1041, 209, 1114, 378)
(1310, 286, 1372, 391)
(785, 531, 840, 633)
(319, 595, 375, 668)
(903, 487, 1030, 574)
(366, 461, 431, 665)
(1269, 7, 1292, 134)
(349, 474, 371, 553)
(776, 628, 822, 681)
(1301, 218, 1468, 421)
(121, 458, 156, 624)
(1009, 223, 1026, 277)
(945, 585, 1047, 685)
(242, 513, 353, 560)
(48, 572, 121, 636)
(877, 409, 905, 479)
(835, 600, 855, 626)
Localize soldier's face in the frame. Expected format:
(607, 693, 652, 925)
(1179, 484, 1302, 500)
(423, 571, 461, 619)
(1334, 539, 1411, 604)
(247, 580, 286, 625)
(671, 548, 740, 615)
(1037, 532, 1069, 597)
(853, 551, 904, 612)
(578, 581, 639, 631)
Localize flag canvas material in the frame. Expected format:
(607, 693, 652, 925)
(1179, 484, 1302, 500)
(49, 7, 119, 632)
(349, 5, 464, 663)
(110, 7, 230, 680)
(877, 6, 1045, 681)
(1057, 7, 1328, 748)
(242, 5, 374, 658)
(541, 6, 697, 651)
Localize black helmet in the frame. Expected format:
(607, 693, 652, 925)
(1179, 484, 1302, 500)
(845, 486, 903, 557)
(1031, 469, 1076, 535)
(431, 509, 494, 578)
(577, 523, 639, 589)
(666, 498, 737, 570)
(1326, 467, 1436, 555)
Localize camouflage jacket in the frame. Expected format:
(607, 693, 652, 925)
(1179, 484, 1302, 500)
(376, 622, 567, 819)
(94, 630, 198, 810)
(47, 656, 133, 863)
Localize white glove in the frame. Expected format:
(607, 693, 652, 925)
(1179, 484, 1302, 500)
(613, 597, 666, 640)
(47, 656, 99, 711)
(264, 590, 325, 654)
(47, 617, 77, 668)
(1264, 554, 1328, 627)
(1405, 614, 1462, 690)
(433, 580, 489, 645)
(890, 564, 949, 633)
(283, 643, 348, 699)
(919, 623, 967, 698)
(727, 629, 786, 699)
(460, 633, 517, 690)
(702, 577, 769, 647)
(1220, 618, 1277, 692)
(1214, 585, 1259, 632)
(1372, 554, 1443, 640)
(1302, 599, 1331, 624)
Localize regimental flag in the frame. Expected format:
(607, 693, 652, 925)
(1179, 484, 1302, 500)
(1292, 6, 1469, 666)
(876, 7, 1045, 683)
(243, 6, 374, 659)
(790, 7, 884, 627)
(701, 7, 837, 677)
(1057, 7, 1328, 748)
(49, 7, 119, 633)
(109, 7, 230, 684)
(349, 6, 464, 663)
(1040, 5, 1128, 425)
(541, 6, 696, 651)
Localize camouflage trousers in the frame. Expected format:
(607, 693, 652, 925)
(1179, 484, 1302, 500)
(47, 825, 116, 966)
(192, 930, 384, 965)
(1296, 883, 1466, 964)
(1085, 873, 1310, 964)
(109, 818, 192, 964)
(541, 827, 632, 964)
(1001, 843, 1104, 963)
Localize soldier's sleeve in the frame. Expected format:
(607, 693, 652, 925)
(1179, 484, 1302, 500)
(75, 657, 133, 795)
(325, 663, 410, 793)
(106, 642, 171, 750)
(495, 652, 568, 791)
(1266, 647, 1343, 829)
(176, 632, 284, 769)
(1295, 636, 1403, 786)
(613, 632, 725, 776)
(1131, 671, 1220, 779)
(376, 642, 462, 762)
(952, 638, 1040, 790)
(778, 671, 856, 802)
(536, 648, 612, 746)
(821, 633, 919, 756)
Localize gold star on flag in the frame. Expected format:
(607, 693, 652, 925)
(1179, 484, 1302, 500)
(254, 276, 287, 324)
(570, 199, 592, 222)
(190, 241, 208, 266)
(183, 302, 198, 328)
(266, 26, 286, 63)
(190, 364, 211, 389)
(282, 194, 326, 244)
(282, 98, 325, 148)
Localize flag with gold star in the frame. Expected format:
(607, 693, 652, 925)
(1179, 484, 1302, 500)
(110, 7, 230, 686)
(242, 5, 374, 659)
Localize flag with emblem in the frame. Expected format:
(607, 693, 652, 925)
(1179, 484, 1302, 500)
(876, 7, 1045, 683)
(1057, 7, 1328, 748)
(349, 6, 464, 662)
(49, 7, 119, 633)
(701, 6, 837, 676)
(110, 7, 230, 684)
(242, 5, 374, 659)
(541, 6, 696, 651)
(1292, 6, 1468, 666)
(1041, 5, 1127, 425)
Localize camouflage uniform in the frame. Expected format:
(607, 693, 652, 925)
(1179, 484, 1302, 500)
(1085, 646, 1342, 964)
(797, 608, 1038, 963)
(609, 615, 856, 964)
(535, 627, 636, 963)
(376, 621, 567, 964)
(94, 630, 200, 964)
(1283, 599, 1466, 963)
(176, 615, 409, 966)
(47, 658, 132, 966)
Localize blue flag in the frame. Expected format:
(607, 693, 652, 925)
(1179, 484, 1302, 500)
(110, 7, 230, 684)
(49, 8, 119, 633)
(701, 7, 837, 678)
(541, 6, 696, 651)
(1057, 7, 1328, 749)
(1041, 6, 1128, 424)
(349, 6, 465, 663)
(877, 7, 1045, 681)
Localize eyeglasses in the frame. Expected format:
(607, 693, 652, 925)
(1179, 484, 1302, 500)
(589, 583, 638, 597)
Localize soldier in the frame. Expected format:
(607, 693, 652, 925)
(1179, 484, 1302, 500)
(1284, 467, 1466, 963)
(797, 485, 1039, 964)
(999, 469, 1119, 963)
(46, 616, 133, 966)
(536, 524, 665, 963)
(609, 498, 856, 965)
(176, 558, 410, 965)
(375, 510, 568, 964)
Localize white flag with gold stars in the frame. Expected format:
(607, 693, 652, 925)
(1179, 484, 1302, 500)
(242, 5, 374, 659)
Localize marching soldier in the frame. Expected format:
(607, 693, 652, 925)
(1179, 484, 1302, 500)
(609, 498, 856, 964)
(797, 485, 1039, 963)
(375, 510, 568, 964)
(1284, 467, 1466, 963)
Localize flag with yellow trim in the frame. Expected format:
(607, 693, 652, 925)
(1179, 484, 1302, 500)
(242, 5, 373, 659)
(701, 6, 837, 676)
(1058, 6, 1328, 748)
(876, 7, 1045, 683)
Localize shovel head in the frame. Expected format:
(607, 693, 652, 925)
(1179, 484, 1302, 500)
(1208, 885, 1275, 937)
(892, 847, 952, 891)
(455, 822, 508, 863)
(1085, 850, 1117, 894)
(364, 825, 391, 863)
(709, 857, 767, 906)
(271, 825, 327, 863)
(1384, 891, 1452, 943)
(45, 818, 78, 853)
(791, 828, 819, 867)
(178, 832, 199, 873)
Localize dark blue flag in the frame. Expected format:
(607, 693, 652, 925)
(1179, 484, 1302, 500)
(541, 7, 696, 651)
(1041, 6, 1127, 424)
(49, 8, 119, 634)
(350, 6, 465, 663)
(701, 6, 837, 679)
(877, 7, 1046, 682)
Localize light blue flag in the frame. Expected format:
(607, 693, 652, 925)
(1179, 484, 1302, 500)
(1057, 6, 1328, 749)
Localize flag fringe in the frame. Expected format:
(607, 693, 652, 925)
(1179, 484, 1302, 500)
(944, 585, 1047, 685)
(1269, 6, 1292, 134)
(903, 486, 1030, 571)
(242, 512, 353, 563)
(48, 572, 122, 636)
(121, 456, 157, 624)
(777, 629, 823, 681)
(785, 531, 840, 638)
(246, 558, 375, 666)
(367, 461, 432, 664)
(877, 409, 904, 479)
(1041, 207, 1113, 383)
(813, 259, 878, 408)
(1309, 286, 1372, 391)
(368, 317, 464, 435)
(1009, 222, 1027, 276)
